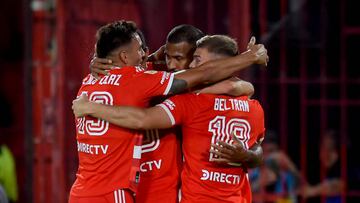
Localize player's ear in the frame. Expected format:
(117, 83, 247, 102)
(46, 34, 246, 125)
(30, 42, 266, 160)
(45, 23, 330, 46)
(119, 51, 128, 64)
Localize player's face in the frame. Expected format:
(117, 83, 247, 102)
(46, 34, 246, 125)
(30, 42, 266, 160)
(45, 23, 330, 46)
(189, 47, 218, 68)
(165, 42, 194, 72)
(125, 34, 145, 66)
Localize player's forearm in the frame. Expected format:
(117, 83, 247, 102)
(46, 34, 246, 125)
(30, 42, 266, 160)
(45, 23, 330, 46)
(198, 51, 256, 84)
(173, 52, 256, 92)
(198, 79, 231, 95)
(228, 79, 254, 97)
(86, 102, 147, 129)
(201, 78, 254, 97)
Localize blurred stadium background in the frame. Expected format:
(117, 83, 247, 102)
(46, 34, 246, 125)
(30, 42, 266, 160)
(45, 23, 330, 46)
(0, 0, 359, 202)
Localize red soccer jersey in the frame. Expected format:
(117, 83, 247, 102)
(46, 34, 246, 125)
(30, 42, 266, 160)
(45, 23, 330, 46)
(136, 62, 182, 203)
(158, 93, 265, 203)
(70, 66, 174, 197)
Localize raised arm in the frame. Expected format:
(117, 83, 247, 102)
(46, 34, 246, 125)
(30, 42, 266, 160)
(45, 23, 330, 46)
(89, 39, 267, 95)
(169, 44, 267, 94)
(72, 94, 172, 130)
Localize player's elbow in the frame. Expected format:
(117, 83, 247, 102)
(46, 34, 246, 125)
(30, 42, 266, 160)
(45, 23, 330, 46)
(237, 81, 254, 97)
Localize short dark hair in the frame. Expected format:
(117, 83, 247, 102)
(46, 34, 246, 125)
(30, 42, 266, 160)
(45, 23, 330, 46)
(95, 20, 138, 58)
(166, 24, 204, 45)
(196, 35, 238, 57)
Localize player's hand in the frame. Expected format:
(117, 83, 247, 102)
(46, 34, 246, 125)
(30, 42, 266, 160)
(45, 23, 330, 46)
(210, 132, 250, 165)
(148, 45, 166, 62)
(90, 56, 113, 79)
(247, 36, 256, 50)
(242, 37, 269, 66)
(72, 94, 91, 118)
(252, 44, 268, 66)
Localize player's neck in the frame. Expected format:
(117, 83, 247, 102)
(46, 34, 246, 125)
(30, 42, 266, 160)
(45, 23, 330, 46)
(112, 62, 126, 68)
(107, 55, 126, 68)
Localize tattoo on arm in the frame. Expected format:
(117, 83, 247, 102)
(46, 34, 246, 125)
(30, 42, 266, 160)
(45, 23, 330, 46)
(169, 79, 188, 94)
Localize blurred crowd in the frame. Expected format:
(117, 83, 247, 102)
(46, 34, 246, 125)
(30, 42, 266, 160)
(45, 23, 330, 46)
(250, 130, 343, 203)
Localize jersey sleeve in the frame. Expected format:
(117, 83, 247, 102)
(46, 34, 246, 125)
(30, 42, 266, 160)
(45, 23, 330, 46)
(156, 95, 191, 126)
(135, 70, 174, 97)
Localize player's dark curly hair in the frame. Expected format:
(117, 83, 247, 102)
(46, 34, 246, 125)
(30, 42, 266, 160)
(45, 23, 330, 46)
(95, 20, 138, 58)
(196, 35, 239, 57)
(166, 24, 204, 46)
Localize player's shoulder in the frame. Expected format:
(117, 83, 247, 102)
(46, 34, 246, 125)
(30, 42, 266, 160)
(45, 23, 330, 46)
(129, 65, 170, 78)
(246, 98, 264, 113)
(168, 93, 212, 110)
(197, 93, 232, 102)
(109, 65, 167, 81)
(248, 98, 262, 106)
(169, 92, 198, 101)
(232, 95, 261, 104)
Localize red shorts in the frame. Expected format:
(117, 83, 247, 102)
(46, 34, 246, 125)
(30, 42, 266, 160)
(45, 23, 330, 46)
(69, 189, 134, 203)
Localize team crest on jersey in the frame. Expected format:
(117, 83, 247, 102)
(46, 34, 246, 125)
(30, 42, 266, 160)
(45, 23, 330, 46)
(144, 70, 158, 74)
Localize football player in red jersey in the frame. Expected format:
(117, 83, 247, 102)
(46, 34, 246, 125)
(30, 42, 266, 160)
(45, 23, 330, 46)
(70, 20, 268, 203)
(88, 25, 264, 203)
(90, 25, 262, 203)
(73, 35, 266, 203)
(90, 25, 264, 203)
(139, 25, 262, 203)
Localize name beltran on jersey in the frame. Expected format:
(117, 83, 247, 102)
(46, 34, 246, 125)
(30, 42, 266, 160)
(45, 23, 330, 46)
(214, 98, 249, 112)
(77, 141, 109, 155)
(201, 169, 241, 185)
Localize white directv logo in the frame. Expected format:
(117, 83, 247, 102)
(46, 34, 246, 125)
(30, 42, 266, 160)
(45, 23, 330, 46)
(200, 169, 241, 185)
